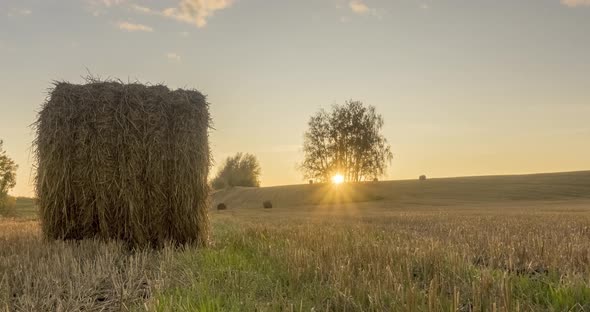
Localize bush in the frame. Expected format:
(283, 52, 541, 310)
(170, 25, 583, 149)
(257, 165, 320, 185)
(419, 175, 427, 181)
(263, 200, 273, 209)
(211, 153, 261, 190)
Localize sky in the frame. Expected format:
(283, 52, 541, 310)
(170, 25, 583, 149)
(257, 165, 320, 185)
(1, 0, 589, 197)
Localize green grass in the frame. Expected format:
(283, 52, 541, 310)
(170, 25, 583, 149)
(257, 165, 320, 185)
(0, 196, 37, 219)
(153, 221, 334, 311)
(12, 197, 38, 218)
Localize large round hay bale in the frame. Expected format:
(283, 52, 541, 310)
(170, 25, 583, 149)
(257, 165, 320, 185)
(34, 80, 210, 248)
(217, 203, 227, 210)
(263, 200, 273, 209)
(419, 175, 427, 181)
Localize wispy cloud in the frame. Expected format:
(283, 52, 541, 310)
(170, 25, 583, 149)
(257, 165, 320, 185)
(130, 4, 156, 14)
(116, 21, 154, 32)
(6, 8, 32, 17)
(420, 4, 430, 10)
(162, 0, 234, 28)
(87, 0, 124, 15)
(348, 0, 379, 16)
(97, 0, 234, 28)
(561, 0, 590, 7)
(349, 0, 369, 14)
(101, 0, 124, 7)
(166, 52, 182, 61)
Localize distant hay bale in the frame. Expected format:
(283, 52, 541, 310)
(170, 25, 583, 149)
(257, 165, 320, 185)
(309, 180, 314, 185)
(419, 175, 427, 181)
(263, 200, 273, 209)
(34, 79, 210, 248)
(217, 203, 227, 210)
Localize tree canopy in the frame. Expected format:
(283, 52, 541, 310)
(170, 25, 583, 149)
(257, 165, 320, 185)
(211, 153, 261, 190)
(301, 100, 392, 183)
(0, 140, 18, 208)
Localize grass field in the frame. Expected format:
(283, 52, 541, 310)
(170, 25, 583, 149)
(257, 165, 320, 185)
(2, 171, 590, 311)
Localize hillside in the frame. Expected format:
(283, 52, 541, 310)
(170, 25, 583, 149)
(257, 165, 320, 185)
(13, 197, 38, 218)
(212, 171, 590, 209)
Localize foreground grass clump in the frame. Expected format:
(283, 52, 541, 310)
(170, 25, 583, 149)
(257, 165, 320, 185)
(0, 219, 172, 311)
(2, 200, 590, 311)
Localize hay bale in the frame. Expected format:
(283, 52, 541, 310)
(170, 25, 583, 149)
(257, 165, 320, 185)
(217, 203, 227, 210)
(419, 175, 427, 181)
(34, 80, 210, 248)
(263, 200, 273, 209)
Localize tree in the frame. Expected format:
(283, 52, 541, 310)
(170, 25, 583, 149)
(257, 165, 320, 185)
(301, 100, 393, 183)
(211, 153, 261, 190)
(0, 140, 18, 211)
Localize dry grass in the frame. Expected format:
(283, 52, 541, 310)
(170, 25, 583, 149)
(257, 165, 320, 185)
(178, 202, 590, 311)
(2, 200, 590, 311)
(0, 219, 167, 311)
(34, 80, 210, 247)
(2, 172, 590, 311)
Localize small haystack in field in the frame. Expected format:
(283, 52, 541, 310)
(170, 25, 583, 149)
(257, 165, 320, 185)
(217, 203, 227, 210)
(34, 79, 210, 248)
(263, 200, 273, 209)
(419, 175, 427, 181)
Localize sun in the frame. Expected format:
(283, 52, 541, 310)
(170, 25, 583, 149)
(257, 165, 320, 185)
(331, 174, 344, 185)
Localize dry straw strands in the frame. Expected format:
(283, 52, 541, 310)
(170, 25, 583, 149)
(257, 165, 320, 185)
(34, 79, 210, 248)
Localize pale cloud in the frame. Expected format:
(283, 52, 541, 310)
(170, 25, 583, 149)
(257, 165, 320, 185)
(7, 8, 32, 17)
(166, 53, 182, 61)
(348, 0, 378, 16)
(101, 0, 124, 7)
(89, 0, 234, 28)
(561, 0, 590, 6)
(87, 0, 125, 15)
(349, 0, 369, 14)
(116, 21, 154, 32)
(162, 0, 234, 28)
(420, 4, 430, 9)
(130, 4, 157, 15)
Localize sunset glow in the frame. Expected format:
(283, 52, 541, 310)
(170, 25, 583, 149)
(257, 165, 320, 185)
(332, 174, 344, 185)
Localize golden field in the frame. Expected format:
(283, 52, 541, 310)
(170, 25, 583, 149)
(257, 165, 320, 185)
(2, 171, 590, 311)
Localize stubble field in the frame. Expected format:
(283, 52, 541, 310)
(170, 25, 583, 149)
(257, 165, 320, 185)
(2, 172, 590, 311)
